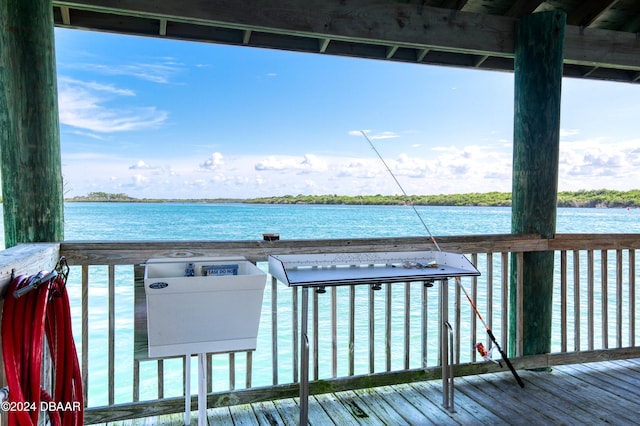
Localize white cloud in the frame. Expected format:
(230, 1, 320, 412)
(254, 154, 327, 173)
(60, 135, 640, 199)
(59, 77, 135, 96)
(72, 60, 185, 84)
(200, 152, 225, 171)
(129, 160, 152, 170)
(560, 128, 580, 138)
(559, 138, 640, 186)
(348, 130, 400, 140)
(58, 77, 168, 133)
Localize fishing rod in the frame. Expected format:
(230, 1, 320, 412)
(457, 277, 525, 387)
(361, 130, 524, 388)
(360, 130, 441, 252)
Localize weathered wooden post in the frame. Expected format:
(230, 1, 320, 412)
(510, 11, 566, 357)
(0, 0, 64, 248)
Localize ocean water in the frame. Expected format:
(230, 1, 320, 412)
(1, 203, 639, 406)
(59, 202, 640, 240)
(0, 202, 638, 246)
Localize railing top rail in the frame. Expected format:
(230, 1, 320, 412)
(56, 233, 640, 265)
(59, 234, 547, 265)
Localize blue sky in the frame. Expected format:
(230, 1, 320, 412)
(55, 28, 640, 199)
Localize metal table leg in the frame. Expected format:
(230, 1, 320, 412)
(441, 278, 455, 412)
(300, 286, 310, 425)
(198, 353, 207, 426)
(185, 355, 191, 426)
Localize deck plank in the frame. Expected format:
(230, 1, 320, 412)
(375, 384, 442, 426)
(251, 400, 286, 425)
(566, 362, 640, 399)
(312, 393, 361, 425)
(474, 372, 584, 426)
(518, 368, 636, 425)
(271, 398, 300, 426)
(228, 403, 259, 425)
(454, 375, 532, 425)
(333, 390, 383, 424)
(97, 359, 640, 425)
(351, 387, 411, 425)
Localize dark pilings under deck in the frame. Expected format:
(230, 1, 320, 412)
(509, 11, 566, 357)
(0, 0, 64, 248)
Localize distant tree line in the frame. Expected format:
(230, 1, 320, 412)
(246, 190, 640, 208)
(62, 189, 640, 208)
(66, 191, 138, 202)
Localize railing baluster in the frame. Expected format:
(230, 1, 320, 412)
(349, 286, 355, 376)
(133, 359, 140, 402)
(385, 283, 392, 372)
(158, 359, 164, 399)
(501, 252, 509, 352)
(313, 289, 319, 380)
(331, 287, 337, 378)
(430, 282, 436, 368)
(108, 265, 115, 406)
(271, 275, 278, 385)
(454, 274, 461, 364)
(560, 250, 567, 352)
(601, 250, 609, 349)
(516, 252, 524, 357)
(369, 285, 375, 374)
(471, 253, 478, 361)
(246, 351, 252, 389)
(630, 249, 636, 347)
(486, 253, 493, 355)
(404, 282, 410, 370)
(573, 250, 581, 351)
(588, 250, 594, 351)
(616, 249, 623, 348)
(82, 264, 89, 405)
(229, 353, 236, 390)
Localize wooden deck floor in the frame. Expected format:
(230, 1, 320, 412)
(99, 358, 640, 425)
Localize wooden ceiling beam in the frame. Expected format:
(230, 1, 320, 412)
(243, 29, 252, 45)
(159, 18, 167, 36)
(51, 0, 640, 73)
(319, 38, 330, 52)
(60, 6, 71, 25)
(505, 0, 544, 18)
(433, 0, 470, 10)
(566, 0, 619, 28)
(52, 0, 517, 55)
(621, 14, 640, 33)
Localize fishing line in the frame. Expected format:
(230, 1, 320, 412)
(362, 130, 524, 388)
(360, 131, 441, 252)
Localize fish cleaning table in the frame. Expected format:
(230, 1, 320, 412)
(268, 251, 480, 425)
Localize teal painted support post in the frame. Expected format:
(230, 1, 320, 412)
(510, 11, 566, 357)
(0, 0, 64, 248)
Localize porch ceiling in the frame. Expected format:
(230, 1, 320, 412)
(52, 0, 640, 84)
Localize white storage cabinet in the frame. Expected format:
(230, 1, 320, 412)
(144, 257, 266, 358)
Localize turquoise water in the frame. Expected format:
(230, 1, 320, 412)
(1, 202, 638, 246)
(2, 203, 639, 406)
(59, 202, 640, 240)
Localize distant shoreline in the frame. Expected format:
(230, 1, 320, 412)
(64, 190, 640, 208)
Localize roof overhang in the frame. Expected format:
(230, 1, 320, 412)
(52, 1, 640, 84)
